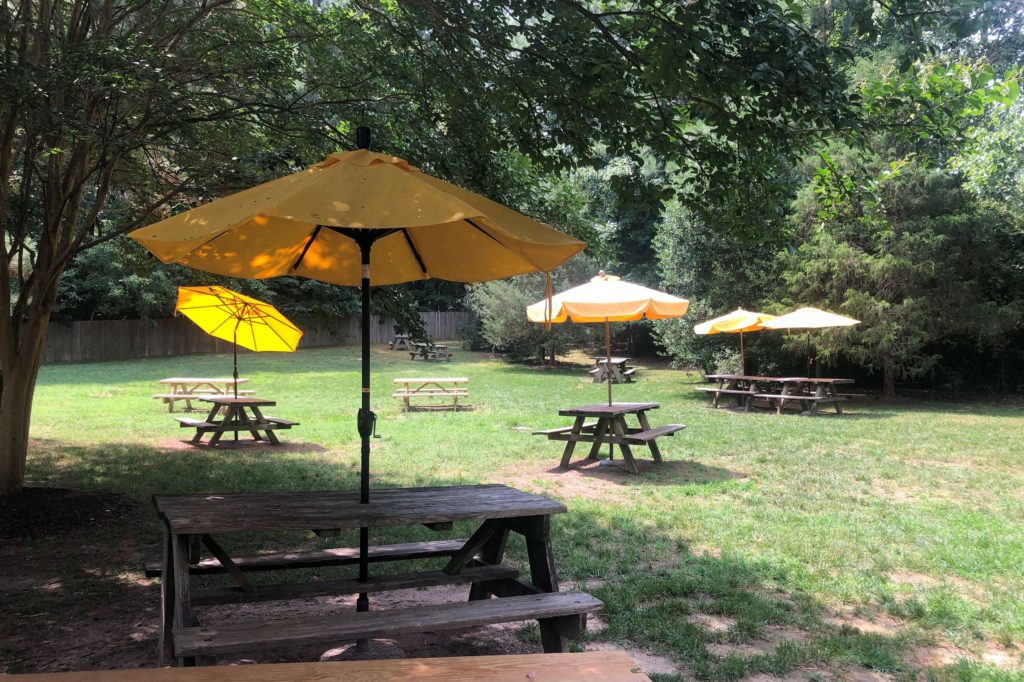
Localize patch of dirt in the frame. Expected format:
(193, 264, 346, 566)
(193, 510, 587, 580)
(825, 608, 904, 636)
(0, 487, 138, 542)
(742, 664, 896, 681)
(707, 626, 808, 658)
(688, 613, 736, 633)
(903, 641, 1022, 671)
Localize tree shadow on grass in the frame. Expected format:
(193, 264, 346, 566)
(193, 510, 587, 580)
(546, 458, 748, 488)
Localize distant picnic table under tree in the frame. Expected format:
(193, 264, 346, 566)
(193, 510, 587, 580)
(535, 402, 684, 473)
(590, 357, 635, 383)
(699, 375, 857, 414)
(409, 342, 453, 361)
(176, 396, 298, 445)
(153, 377, 253, 412)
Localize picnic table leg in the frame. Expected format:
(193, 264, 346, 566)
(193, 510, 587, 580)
(559, 416, 586, 468)
(468, 524, 510, 601)
(587, 417, 609, 459)
(521, 515, 567, 653)
(171, 533, 197, 666)
(636, 410, 663, 463)
(208, 406, 234, 446)
(833, 386, 844, 414)
(610, 416, 638, 473)
(158, 525, 176, 666)
(250, 406, 280, 445)
(810, 385, 825, 415)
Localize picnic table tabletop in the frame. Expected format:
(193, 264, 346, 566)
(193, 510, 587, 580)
(200, 395, 276, 407)
(559, 402, 659, 417)
(154, 483, 566, 534)
(160, 377, 249, 385)
(592, 356, 630, 365)
(393, 376, 469, 383)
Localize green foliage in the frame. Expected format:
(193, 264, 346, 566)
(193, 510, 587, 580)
(782, 160, 1024, 392)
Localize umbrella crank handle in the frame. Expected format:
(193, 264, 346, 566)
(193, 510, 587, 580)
(358, 408, 381, 439)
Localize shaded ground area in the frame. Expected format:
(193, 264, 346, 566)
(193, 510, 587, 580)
(0, 487, 138, 543)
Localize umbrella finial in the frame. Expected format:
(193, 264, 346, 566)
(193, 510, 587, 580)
(356, 126, 371, 150)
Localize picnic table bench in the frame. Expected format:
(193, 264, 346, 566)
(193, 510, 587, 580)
(535, 402, 684, 473)
(701, 375, 856, 414)
(153, 377, 252, 412)
(10, 651, 651, 681)
(393, 376, 469, 410)
(409, 342, 453, 361)
(176, 396, 297, 445)
(151, 484, 600, 666)
(590, 357, 635, 383)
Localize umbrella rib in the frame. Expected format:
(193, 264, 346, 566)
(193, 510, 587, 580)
(464, 218, 504, 246)
(401, 228, 428, 275)
(291, 225, 323, 272)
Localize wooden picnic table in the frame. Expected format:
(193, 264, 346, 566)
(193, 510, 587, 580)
(153, 377, 252, 413)
(699, 375, 856, 415)
(392, 376, 469, 410)
(590, 357, 634, 383)
(151, 484, 601, 666)
(534, 402, 684, 474)
(389, 333, 411, 351)
(175, 396, 298, 445)
(12, 651, 651, 681)
(409, 341, 453, 361)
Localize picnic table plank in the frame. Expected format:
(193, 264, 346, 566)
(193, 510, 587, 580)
(153, 484, 566, 535)
(10, 651, 651, 681)
(393, 377, 468, 410)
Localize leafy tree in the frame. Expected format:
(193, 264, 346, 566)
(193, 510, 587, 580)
(781, 160, 1024, 395)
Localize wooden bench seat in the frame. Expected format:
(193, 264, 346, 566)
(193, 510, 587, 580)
(264, 417, 299, 427)
(175, 417, 217, 429)
(192, 564, 519, 606)
(753, 393, 847, 401)
(6, 651, 651, 681)
(392, 389, 469, 397)
(154, 391, 254, 400)
(624, 424, 685, 443)
(173, 591, 603, 658)
(144, 538, 468, 578)
(695, 387, 755, 395)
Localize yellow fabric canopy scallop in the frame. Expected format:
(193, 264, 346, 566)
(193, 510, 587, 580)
(694, 309, 777, 335)
(129, 149, 585, 286)
(526, 273, 689, 323)
(761, 307, 859, 330)
(176, 286, 302, 352)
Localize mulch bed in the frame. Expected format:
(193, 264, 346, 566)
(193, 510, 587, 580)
(0, 487, 138, 542)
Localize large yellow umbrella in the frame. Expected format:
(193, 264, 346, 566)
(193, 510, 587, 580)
(130, 128, 584, 616)
(526, 272, 689, 405)
(175, 286, 302, 397)
(694, 308, 777, 375)
(761, 307, 859, 376)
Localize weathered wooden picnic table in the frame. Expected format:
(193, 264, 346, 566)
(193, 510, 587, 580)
(699, 375, 856, 414)
(175, 396, 298, 445)
(590, 357, 634, 383)
(153, 377, 253, 413)
(534, 403, 684, 474)
(11, 651, 651, 681)
(151, 484, 601, 666)
(389, 333, 411, 350)
(392, 376, 469, 410)
(409, 342, 453, 361)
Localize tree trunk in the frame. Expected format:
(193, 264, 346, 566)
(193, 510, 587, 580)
(0, 303, 55, 496)
(882, 355, 895, 398)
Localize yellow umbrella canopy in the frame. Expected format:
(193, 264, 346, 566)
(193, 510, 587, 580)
(761, 307, 859, 330)
(527, 273, 689, 404)
(129, 149, 584, 286)
(693, 308, 777, 375)
(175, 286, 302, 396)
(761, 307, 860, 376)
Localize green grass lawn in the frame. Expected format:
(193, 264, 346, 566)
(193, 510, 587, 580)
(6, 345, 1024, 680)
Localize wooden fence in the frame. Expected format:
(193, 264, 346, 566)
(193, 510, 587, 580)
(41, 311, 475, 364)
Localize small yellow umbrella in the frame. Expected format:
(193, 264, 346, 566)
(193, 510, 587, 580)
(694, 308, 777, 375)
(527, 272, 689, 405)
(761, 307, 859, 376)
(175, 286, 302, 396)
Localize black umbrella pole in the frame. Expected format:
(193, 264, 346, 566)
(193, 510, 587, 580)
(356, 243, 373, 618)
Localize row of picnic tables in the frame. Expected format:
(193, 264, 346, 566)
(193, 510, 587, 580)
(699, 374, 858, 415)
